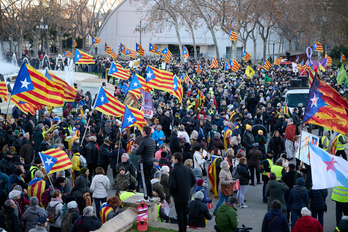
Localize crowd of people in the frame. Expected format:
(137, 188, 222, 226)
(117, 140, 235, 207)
(0, 55, 348, 232)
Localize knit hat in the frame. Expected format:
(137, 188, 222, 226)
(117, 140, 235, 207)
(37, 216, 47, 225)
(80, 167, 88, 175)
(119, 166, 126, 171)
(195, 191, 204, 199)
(67, 201, 78, 209)
(71, 146, 79, 154)
(15, 169, 23, 176)
(14, 130, 19, 135)
(246, 124, 251, 130)
(34, 158, 42, 164)
(296, 177, 305, 186)
(258, 130, 263, 134)
(196, 179, 204, 186)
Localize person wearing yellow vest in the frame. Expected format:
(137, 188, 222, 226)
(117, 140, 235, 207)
(332, 186, 348, 226)
(321, 130, 330, 152)
(99, 196, 122, 223)
(270, 158, 286, 180)
(335, 134, 348, 160)
(29, 159, 42, 181)
(261, 150, 274, 203)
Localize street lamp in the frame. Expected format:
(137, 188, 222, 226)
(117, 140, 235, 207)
(65, 36, 67, 49)
(134, 19, 145, 46)
(36, 18, 48, 54)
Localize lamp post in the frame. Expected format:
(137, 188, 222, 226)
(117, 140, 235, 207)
(134, 19, 145, 46)
(36, 18, 48, 55)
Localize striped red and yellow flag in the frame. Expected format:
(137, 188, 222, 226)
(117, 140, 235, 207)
(11, 98, 38, 115)
(100, 204, 113, 223)
(313, 41, 324, 52)
(64, 51, 71, 57)
(111, 49, 117, 60)
(121, 105, 147, 131)
(28, 177, 46, 207)
(145, 66, 174, 94)
(75, 49, 94, 64)
(262, 59, 272, 71)
(210, 57, 218, 69)
(105, 43, 112, 55)
(229, 29, 238, 41)
(126, 48, 137, 59)
(325, 53, 332, 66)
(108, 62, 130, 80)
(308, 63, 316, 86)
(41, 149, 72, 174)
(127, 74, 146, 98)
(136, 43, 145, 56)
(0, 81, 7, 101)
(93, 86, 125, 117)
(173, 75, 183, 104)
(11, 63, 64, 107)
(242, 50, 251, 62)
(45, 71, 77, 102)
(196, 64, 202, 75)
(72, 40, 77, 47)
(92, 36, 101, 45)
(230, 59, 240, 72)
(274, 56, 280, 66)
(161, 47, 172, 63)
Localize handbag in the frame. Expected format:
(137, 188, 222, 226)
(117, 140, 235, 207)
(207, 202, 213, 210)
(233, 179, 241, 191)
(221, 182, 234, 196)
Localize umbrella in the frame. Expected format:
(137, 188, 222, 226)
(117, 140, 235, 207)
(252, 124, 267, 137)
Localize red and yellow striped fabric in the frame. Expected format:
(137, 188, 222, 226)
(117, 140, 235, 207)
(108, 62, 130, 80)
(111, 49, 117, 60)
(94, 86, 125, 117)
(120, 43, 127, 55)
(196, 64, 202, 75)
(173, 75, 183, 104)
(229, 29, 238, 42)
(325, 54, 332, 66)
(210, 57, 218, 69)
(11, 63, 64, 107)
(11, 98, 38, 115)
(242, 50, 251, 62)
(46, 71, 77, 102)
(136, 43, 145, 56)
(105, 43, 112, 55)
(145, 66, 174, 94)
(0, 81, 7, 101)
(123, 105, 147, 130)
(41, 149, 72, 174)
(161, 47, 172, 63)
(126, 48, 137, 59)
(208, 158, 219, 196)
(28, 177, 46, 207)
(126, 139, 135, 154)
(75, 49, 94, 64)
(72, 40, 77, 47)
(230, 59, 240, 72)
(262, 59, 272, 71)
(92, 37, 101, 45)
(100, 205, 113, 223)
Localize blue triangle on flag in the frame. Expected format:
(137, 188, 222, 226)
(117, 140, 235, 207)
(12, 63, 34, 95)
(93, 87, 109, 108)
(121, 106, 136, 131)
(146, 67, 156, 82)
(39, 152, 58, 174)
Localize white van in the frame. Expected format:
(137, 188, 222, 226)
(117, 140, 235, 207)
(284, 89, 309, 113)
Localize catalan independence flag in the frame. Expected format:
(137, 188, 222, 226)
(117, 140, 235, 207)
(161, 47, 172, 63)
(11, 98, 38, 115)
(274, 56, 280, 66)
(126, 48, 137, 59)
(341, 53, 346, 62)
(196, 64, 202, 75)
(121, 105, 147, 131)
(304, 75, 348, 134)
(111, 49, 117, 60)
(45, 70, 77, 102)
(64, 51, 71, 57)
(262, 59, 272, 71)
(11, 63, 64, 107)
(72, 40, 77, 47)
(182, 46, 189, 59)
(325, 53, 332, 66)
(0, 81, 7, 102)
(127, 73, 145, 98)
(242, 50, 251, 62)
(92, 36, 101, 45)
(105, 43, 112, 55)
(229, 59, 240, 72)
(94, 86, 125, 117)
(210, 57, 218, 69)
(149, 43, 161, 56)
(146, 66, 174, 94)
(208, 156, 219, 196)
(28, 177, 46, 207)
(136, 43, 145, 56)
(100, 204, 113, 223)
(108, 62, 130, 80)
(308, 63, 316, 86)
(40, 149, 72, 175)
(75, 49, 94, 64)
(229, 29, 238, 41)
(173, 75, 183, 104)
(313, 41, 324, 52)
(120, 43, 127, 55)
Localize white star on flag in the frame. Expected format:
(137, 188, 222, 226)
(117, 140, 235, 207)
(45, 158, 53, 166)
(310, 93, 319, 108)
(146, 71, 153, 80)
(133, 82, 138, 87)
(21, 78, 30, 89)
(77, 54, 80, 58)
(100, 96, 105, 102)
(113, 68, 116, 71)
(127, 115, 134, 123)
(173, 84, 177, 89)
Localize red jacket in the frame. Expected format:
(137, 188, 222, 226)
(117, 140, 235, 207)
(292, 216, 323, 232)
(284, 124, 296, 142)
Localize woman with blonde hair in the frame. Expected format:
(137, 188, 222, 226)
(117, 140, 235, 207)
(184, 159, 193, 168)
(213, 160, 233, 215)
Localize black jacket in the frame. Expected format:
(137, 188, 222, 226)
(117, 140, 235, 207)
(237, 163, 251, 185)
(135, 135, 156, 163)
(182, 150, 193, 163)
(39, 140, 51, 152)
(116, 160, 137, 177)
(3, 205, 22, 232)
(169, 133, 181, 154)
(308, 188, 328, 211)
(188, 199, 213, 228)
(169, 162, 196, 203)
(203, 121, 212, 138)
(70, 215, 102, 232)
(85, 141, 98, 164)
(268, 136, 285, 154)
(97, 143, 110, 166)
(242, 130, 255, 150)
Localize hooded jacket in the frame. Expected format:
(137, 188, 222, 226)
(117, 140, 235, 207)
(265, 180, 289, 214)
(292, 216, 323, 232)
(151, 179, 165, 201)
(288, 178, 309, 212)
(21, 204, 47, 232)
(188, 199, 212, 228)
(135, 135, 156, 163)
(90, 174, 111, 199)
(261, 208, 289, 232)
(215, 203, 238, 231)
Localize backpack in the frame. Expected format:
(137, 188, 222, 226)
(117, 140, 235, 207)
(0, 211, 8, 231)
(257, 159, 270, 173)
(82, 192, 92, 207)
(61, 212, 78, 232)
(79, 155, 87, 167)
(42, 188, 55, 208)
(47, 202, 60, 223)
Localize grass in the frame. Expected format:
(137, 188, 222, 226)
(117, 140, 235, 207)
(128, 224, 177, 232)
(332, 59, 348, 66)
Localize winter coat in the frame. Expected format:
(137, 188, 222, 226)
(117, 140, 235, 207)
(268, 136, 285, 154)
(255, 134, 267, 154)
(182, 150, 193, 163)
(135, 135, 156, 163)
(247, 148, 261, 167)
(39, 140, 51, 152)
(85, 141, 98, 164)
(90, 174, 111, 199)
(265, 180, 289, 214)
(169, 133, 181, 154)
(193, 151, 206, 170)
(97, 143, 110, 166)
(261, 208, 289, 232)
(19, 137, 33, 165)
(114, 172, 137, 196)
(0, 170, 9, 194)
(194, 185, 211, 204)
(3, 206, 22, 232)
(47, 198, 63, 228)
(108, 147, 126, 169)
(21, 205, 47, 232)
(151, 179, 165, 201)
(192, 140, 207, 151)
(70, 215, 102, 232)
(215, 203, 238, 231)
(160, 172, 170, 199)
(208, 138, 224, 151)
(71, 153, 81, 172)
(116, 160, 137, 177)
(219, 168, 233, 194)
(288, 185, 309, 212)
(242, 130, 255, 150)
(28, 225, 47, 232)
(292, 216, 323, 232)
(169, 162, 196, 203)
(308, 188, 328, 212)
(237, 163, 251, 186)
(188, 199, 212, 228)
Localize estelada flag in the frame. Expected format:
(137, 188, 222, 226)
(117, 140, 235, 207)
(136, 43, 145, 56)
(126, 48, 137, 59)
(44, 70, 77, 102)
(173, 75, 183, 104)
(11, 98, 39, 115)
(75, 49, 94, 64)
(127, 73, 146, 98)
(11, 63, 64, 107)
(111, 49, 117, 60)
(105, 43, 112, 55)
(121, 105, 147, 131)
(161, 47, 172, 63)
(230, 59, 240, 72)
(229, 29, 238, 42)
(145, 66, 174, 94)
(92, 36, 101, 45)
(242, 50, 251, 62)
(0, 81, 7, 101)
(64, 51, 71, 57)
(182, 46, 189, 59)
(28, 177, 46, 207)
(72, 40, 77, 47)
(93, 86, 125, 117)
(108, 62, 130, 80)
(40, 149, 72, 174)
(262, 59, 272, 71)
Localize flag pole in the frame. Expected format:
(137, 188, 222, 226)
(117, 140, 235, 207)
(80, 114, 92, 146)
(6, 95, 11, 117)
(46, 173, 54, 189)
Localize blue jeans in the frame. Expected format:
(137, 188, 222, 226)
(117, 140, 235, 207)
(94, 197, 107, 219)
(214, 193, 230, 214)
(237, 185, 247, 205)
(291, 210, 301, 230)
